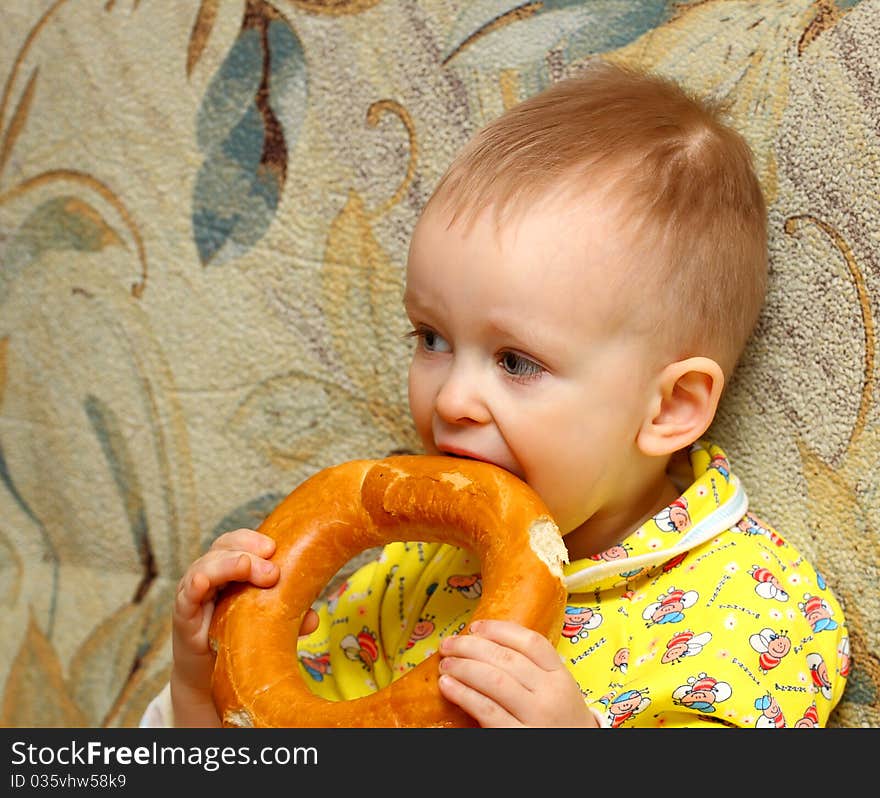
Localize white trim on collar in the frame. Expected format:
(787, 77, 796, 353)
(564, 475, 748, 594)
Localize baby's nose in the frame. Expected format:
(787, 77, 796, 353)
(434, 364, 491, 425)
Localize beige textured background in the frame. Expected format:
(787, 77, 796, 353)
(0, 0, 876, 728)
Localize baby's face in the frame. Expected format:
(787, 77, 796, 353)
(404, 193, 664, 538)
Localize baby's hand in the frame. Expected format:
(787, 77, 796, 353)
(438, 619, 598, 728)
(172, 530, 279, 695)
(170, 529, 318, 726)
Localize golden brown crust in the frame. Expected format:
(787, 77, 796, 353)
(209, 455, 567, 727)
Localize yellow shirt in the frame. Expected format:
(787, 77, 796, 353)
(298, 441, 850, 728)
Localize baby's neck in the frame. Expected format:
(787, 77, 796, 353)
(563, 472, 682, 561)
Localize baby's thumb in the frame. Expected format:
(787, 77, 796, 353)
(299, 608, 319, 637)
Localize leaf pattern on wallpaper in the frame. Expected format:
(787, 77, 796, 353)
(0, 336, 23, 609)
(444, 1, 863, 66)
(320, 189, 411, 433)
(187, 0, 221, 77)
(0, 333, 58, 633)
(0, 526, 22, 608)
(1, 614, 87, 727)
(0, 2, 148, 298)
(0, 196, 122, 304)
(0, 66, 37, 176)
(442, 1, 864, 203)
(784, 214, 876, 457)
(192, 0, 307, 266)
(68, 602, 154, 726)
(0, 337, 23, 610)
(0, 337, 6, 408)
(0, 0, 65, 178)
(84, 395, 157, 603)
(799, 1, 865, 55)
(204, 492, 286, 552)
(3, 602, 166, 728)
(230, 369, 407, 473)
(287, 0, 382, 14)
(443, 0, 698, 66)
(226, 97, 420, 484)
(604, 0, 864, 204)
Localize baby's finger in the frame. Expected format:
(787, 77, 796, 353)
(437, 670, 520, 728)
(210, 529, 276, 558)
(175, 570, 212, 623)
(440, 632, 541, 691)
(300, 608, 320, 637)
(176, 552, 278, 619)
(209, 550, 279, 588)
(467, 619, 563, 671)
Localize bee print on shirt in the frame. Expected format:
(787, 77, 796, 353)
(660, 551, 689, 574)
(754, 693, 786, 727)
(560, 605, 602, 644)
(654, 497, 691, 533)
(406, 616, 436, 650)
(299, 651, 331, 682)
(806, 652, 834, 700)
(799, 594, 839, 633)
(708, 452, 730, 481)
(642, 587, 698, 626)
(446, 574, 482, 599)
(735, 513, 785, 546)
(838, 637, 852, 679)
(749, 627, 792, 673)
(601, 688, 651, 728)
(661, 630, 712, 664)
(748, 566, 789, 601)
(590, 543, 643, 579)
(672, 673, 732, 713)
(734, 513, 764, 537)
(611, 648, 629, 674)
(794, 702, 820, 728)
(340, 627, 379, 675)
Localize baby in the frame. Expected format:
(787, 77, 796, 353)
(148, 61, 850, 728)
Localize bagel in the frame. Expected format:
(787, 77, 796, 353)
(208, 455, 569, 727)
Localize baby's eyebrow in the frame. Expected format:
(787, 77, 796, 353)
(402, 290, 432, 315)
(485, 314, 558, 354)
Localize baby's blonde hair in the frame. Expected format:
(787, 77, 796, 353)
(427, 61, 768, 376)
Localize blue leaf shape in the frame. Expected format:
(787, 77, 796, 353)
(85, 395, 155, 602)
(444, 1, 687, 66)
(552, 0, 672, 54)
(446, 0, 865, 68)
(193, 3, 307, 266)
(195, 29, 264, 154)
(0, 441, 59, 635)
(1, 196, 121, 305)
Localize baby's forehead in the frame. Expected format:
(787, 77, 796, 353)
(417, 178, 661, 275)
(430, 159, 629, 230)
(409, 191, 666, 341)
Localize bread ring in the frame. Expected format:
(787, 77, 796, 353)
(208, 455, 569, 727)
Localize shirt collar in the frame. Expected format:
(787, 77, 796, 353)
(563, 440, 747, 593)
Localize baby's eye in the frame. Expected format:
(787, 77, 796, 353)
(408, 326, 451, 353)
(499, 351, 543, 380)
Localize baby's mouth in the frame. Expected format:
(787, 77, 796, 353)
(434, 443, 523, 480)
(438, 447, 484, 463)
(438, 448, 512, 474)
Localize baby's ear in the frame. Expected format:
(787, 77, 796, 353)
(637, 357, 724, 457)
